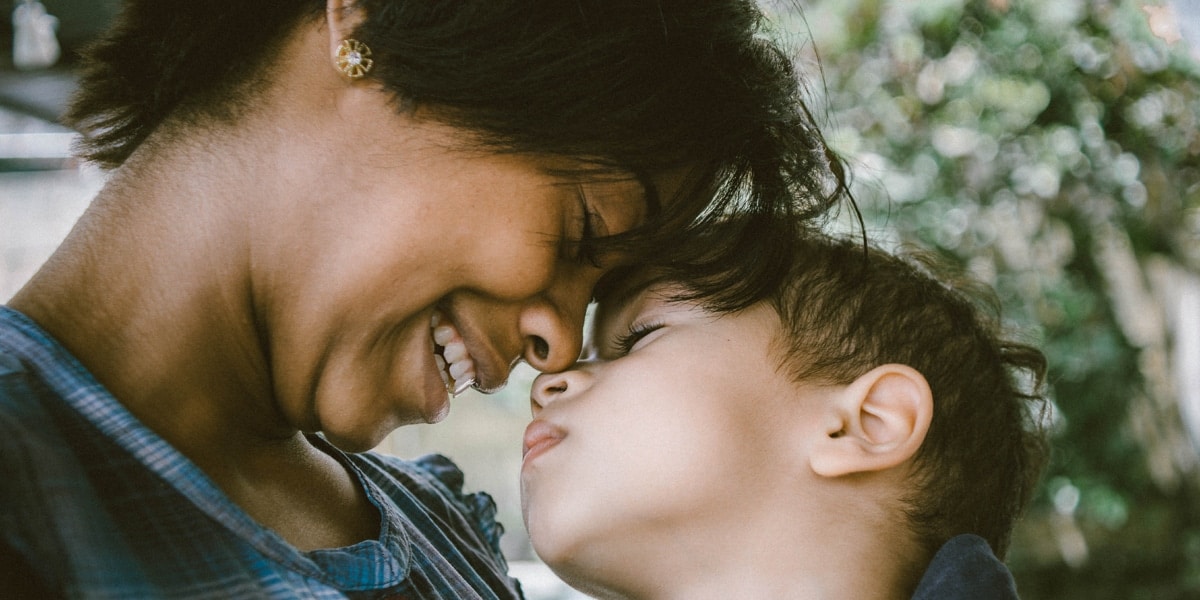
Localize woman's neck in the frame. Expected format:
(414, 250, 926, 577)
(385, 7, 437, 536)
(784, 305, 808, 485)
(7, 119, 289, 459)
(4, 123, 392, 551)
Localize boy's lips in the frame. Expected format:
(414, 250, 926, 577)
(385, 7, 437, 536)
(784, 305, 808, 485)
(522, 419, 566, 463)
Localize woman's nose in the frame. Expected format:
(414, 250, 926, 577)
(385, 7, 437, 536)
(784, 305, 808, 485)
(518, 269, 598, 373)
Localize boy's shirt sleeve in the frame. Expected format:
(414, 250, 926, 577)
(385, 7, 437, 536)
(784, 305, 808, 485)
(911, 534, 1021, 600)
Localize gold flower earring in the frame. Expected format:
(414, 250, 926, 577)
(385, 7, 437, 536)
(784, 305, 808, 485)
(334, 39, 373, 79)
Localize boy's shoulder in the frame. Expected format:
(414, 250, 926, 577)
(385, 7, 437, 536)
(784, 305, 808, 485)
(911, 534, 1020, 600)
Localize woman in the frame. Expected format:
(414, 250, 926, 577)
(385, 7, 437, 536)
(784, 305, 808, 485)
(0, 0, 844, 597)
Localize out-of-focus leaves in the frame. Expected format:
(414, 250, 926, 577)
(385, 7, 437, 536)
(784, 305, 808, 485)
(777, 0, 1200, 596)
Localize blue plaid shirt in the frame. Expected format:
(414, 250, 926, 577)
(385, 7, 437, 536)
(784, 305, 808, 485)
(0, 307, 524, 599)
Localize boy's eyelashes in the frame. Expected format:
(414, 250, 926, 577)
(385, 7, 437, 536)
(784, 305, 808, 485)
(610, 320, 666, 357)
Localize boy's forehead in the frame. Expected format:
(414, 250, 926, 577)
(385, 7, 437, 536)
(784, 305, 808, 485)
(592, 268, 666, 327)
(588, 274, 688, 356)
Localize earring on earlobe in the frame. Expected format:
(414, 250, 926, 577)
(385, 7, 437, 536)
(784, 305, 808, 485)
(334, 39, 373, 79)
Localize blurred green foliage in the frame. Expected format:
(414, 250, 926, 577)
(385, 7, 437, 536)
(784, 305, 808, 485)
(772, 0, 1200, 597)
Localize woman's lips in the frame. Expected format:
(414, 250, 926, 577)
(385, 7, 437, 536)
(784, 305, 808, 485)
(522, 419, 566, 464)
(430, 306, 515, 395)
(431, 310, 476, 395)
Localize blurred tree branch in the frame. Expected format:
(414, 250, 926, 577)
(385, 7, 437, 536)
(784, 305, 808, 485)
(777, 0, 1200, 596)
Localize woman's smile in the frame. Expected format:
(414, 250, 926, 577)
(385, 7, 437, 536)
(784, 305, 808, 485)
(430, 310, 476, 395)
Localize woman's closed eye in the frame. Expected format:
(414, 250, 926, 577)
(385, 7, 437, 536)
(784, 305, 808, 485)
(572, 185, 606, 266)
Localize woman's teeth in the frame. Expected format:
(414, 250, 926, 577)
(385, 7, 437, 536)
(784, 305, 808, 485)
(431, 311, 476, 396)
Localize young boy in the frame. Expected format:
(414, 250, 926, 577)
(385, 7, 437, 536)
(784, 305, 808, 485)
(519, 224, 1050, 600)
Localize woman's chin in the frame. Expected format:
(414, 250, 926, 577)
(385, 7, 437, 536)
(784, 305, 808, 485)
(319, 428, 387, 454)
(424, 398, 452, 424)
(317, 409, 406, 453)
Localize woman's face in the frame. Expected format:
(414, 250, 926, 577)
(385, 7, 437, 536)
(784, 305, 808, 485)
(258, 103, 667, 452)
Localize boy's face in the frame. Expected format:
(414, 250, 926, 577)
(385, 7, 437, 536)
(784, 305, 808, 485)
(520, 281, 829, 582)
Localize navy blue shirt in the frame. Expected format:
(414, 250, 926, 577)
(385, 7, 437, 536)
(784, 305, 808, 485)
(912, 534, 1020, 600)
(0, 307, 523, 599)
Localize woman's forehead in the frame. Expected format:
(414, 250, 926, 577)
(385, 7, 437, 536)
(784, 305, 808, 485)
(550, 163, 695, 212)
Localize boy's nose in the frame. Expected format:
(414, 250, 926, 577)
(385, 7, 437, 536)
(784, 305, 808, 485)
(529, 367, 590, 416)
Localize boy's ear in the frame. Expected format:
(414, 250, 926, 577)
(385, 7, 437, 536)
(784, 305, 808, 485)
(809, 364, 933, 478)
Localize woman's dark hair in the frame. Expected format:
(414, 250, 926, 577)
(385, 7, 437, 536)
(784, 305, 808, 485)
(64, 0, 848, 303)
(766, 228, 1050, 561)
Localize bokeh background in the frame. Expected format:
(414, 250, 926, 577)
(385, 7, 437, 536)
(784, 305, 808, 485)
(2, 0, 1198, 598)
(775, 1, 1200, 598)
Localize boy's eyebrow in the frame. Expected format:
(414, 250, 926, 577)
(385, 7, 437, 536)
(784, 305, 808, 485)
(588, 274, 656, 352)
(591, 272, 682, 353)
(592, 267, 659, 317)
(597, 280, 637, 312)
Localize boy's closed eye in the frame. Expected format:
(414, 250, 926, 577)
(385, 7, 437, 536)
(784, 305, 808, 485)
(609, 321, 666, 357)
(591, 281, 687, 360)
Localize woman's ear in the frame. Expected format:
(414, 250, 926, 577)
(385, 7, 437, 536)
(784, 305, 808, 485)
(809, 364, 933, 478)
(326, 0, 365, 53)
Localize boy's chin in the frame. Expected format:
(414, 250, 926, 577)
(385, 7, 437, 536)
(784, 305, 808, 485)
(528, 521, 620, 590)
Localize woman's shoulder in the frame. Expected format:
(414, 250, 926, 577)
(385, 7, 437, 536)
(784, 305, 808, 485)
(345, 451, 524, 598)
